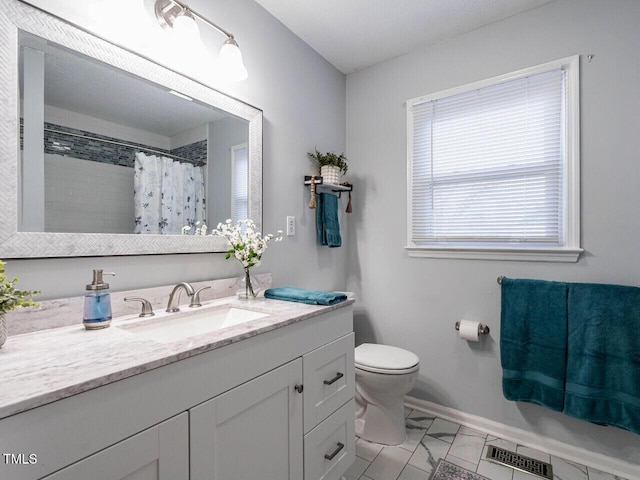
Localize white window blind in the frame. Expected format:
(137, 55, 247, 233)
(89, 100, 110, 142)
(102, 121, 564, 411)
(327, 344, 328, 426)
(407, 57, 581, 260)
(231, 144, 248, 223)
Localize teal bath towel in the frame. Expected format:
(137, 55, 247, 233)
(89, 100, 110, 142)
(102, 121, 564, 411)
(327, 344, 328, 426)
(264, 286, 347, 306)
(500, 278, 568, 411)
(565, 283, 640, 435)
(316, 193, 341, 247)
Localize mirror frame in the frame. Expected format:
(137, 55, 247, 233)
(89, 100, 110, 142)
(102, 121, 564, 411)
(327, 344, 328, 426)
(0, 0, 262, 258)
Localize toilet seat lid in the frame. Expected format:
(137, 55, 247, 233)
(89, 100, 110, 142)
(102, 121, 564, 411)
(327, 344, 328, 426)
(355, 343, 419, 372)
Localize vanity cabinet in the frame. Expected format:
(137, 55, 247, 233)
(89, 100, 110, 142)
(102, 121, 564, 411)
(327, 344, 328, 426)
(190, 359, 304, 480)
(0, 304, 354, 480)
(42, 414, 189, 480)
(190, 333, 356, 480)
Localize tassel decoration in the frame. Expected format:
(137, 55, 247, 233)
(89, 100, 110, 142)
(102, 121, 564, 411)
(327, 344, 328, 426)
(308, 175, 317, 209)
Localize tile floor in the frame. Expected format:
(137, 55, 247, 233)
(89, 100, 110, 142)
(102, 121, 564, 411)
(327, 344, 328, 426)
(344, 407, 628, 480)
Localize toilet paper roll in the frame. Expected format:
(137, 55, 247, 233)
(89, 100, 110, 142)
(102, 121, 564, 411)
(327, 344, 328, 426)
(458, 320, 480, 342)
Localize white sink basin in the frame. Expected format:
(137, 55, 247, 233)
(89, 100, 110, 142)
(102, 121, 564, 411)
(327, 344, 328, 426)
(117, 305, 270, 344)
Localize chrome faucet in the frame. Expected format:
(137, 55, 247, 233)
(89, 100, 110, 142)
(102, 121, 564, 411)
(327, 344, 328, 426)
(166, 282, 195, 312)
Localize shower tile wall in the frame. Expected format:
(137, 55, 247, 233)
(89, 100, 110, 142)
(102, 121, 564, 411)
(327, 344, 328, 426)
(22, 105, 208, 234)
(44, 155, 134, 234)
(39, 105, 207, 167)
(171, 141, 208, 165)
(45, 105, 170, 152)
(41, 123, 206, 167)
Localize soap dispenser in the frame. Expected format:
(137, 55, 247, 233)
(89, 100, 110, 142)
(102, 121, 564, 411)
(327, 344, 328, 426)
(83, 270, 115, 330)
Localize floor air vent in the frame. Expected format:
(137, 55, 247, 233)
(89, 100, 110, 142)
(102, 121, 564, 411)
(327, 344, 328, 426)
(486, 445, 553, 479)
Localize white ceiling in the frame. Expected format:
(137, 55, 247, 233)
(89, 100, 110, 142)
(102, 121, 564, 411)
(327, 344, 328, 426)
(254, 0, 556, 74)
(20, 31, 226, 137)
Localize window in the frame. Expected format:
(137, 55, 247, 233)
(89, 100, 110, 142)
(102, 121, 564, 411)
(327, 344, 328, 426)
(231, 143, 248, 223)
(406, 56, 581, 262)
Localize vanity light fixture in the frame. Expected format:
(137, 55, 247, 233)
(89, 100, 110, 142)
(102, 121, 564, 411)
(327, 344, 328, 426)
(171, 8, 200, 45)
(154, 0, 248, 81)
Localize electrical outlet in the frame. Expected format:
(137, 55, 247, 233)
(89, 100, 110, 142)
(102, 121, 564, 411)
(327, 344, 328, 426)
(286, 216, 295, 236)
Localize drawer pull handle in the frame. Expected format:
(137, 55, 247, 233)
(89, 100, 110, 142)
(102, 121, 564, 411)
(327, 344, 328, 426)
(323, 372, 344, 386)
(295, 384, 304, 393)
(324, 442, 344, 461)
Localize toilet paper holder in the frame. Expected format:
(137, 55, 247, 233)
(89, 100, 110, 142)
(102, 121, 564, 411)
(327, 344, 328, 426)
(455, 321, 490, 335)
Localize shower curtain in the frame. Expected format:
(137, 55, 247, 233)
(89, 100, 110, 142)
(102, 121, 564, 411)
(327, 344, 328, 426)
(134, 152, 206, 234)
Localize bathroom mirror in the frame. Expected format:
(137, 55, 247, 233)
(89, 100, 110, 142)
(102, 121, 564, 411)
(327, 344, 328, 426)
(0, 0, 262, 257)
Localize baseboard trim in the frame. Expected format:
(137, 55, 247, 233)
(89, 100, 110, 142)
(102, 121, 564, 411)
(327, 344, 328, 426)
(404, 396, 639, 479)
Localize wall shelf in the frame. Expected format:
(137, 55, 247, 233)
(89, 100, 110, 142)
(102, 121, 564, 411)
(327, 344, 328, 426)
(304, 176, 353, 196)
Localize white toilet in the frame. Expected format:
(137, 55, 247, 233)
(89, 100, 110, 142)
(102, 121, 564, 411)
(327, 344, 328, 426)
(354, 343, 420, 445)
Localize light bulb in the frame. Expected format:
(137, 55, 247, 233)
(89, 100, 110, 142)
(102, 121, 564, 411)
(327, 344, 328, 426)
(172, 10, 200, 45)
(218, 38, 248, 81)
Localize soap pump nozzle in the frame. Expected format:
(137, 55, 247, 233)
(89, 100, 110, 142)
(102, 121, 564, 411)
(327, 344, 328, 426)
(86, 270, 115, 290)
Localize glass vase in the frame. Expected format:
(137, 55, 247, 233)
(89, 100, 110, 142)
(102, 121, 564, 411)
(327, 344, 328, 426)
(236, 268, 260, 300)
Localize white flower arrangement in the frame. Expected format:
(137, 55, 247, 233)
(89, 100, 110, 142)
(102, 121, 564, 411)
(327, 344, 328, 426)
(211, 219, 283, 269)
(181, 222, 208, 236)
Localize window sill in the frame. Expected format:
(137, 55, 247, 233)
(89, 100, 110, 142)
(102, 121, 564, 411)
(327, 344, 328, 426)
(405, 245, 583, 262)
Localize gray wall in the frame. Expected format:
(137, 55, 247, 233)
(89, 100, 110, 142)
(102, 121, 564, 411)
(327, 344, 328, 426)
(345, 0, 640, 464)
(10, 0, 347, 299)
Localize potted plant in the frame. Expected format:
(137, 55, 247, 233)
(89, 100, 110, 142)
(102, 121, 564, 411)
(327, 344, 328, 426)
(0, 260, 39, 348)
(307, 148, 348, 184)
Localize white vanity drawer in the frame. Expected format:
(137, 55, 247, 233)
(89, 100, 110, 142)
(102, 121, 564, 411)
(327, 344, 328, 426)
(304, 399, 355, 480)
(303, 332, 355, 432)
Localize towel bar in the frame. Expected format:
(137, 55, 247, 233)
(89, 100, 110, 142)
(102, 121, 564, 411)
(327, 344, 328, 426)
(304, 175, 353, 198)
(497, 276, 505, 285)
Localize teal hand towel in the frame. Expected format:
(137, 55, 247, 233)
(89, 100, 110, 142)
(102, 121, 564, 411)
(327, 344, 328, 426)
(316, 193, 341, 247)
(264, 286, 347, 306)
(565, 283, 640, 435)
(501, 278, 568, 411)
(315, 193, 324, 245)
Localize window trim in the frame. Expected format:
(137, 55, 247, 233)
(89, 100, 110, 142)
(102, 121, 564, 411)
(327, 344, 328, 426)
(405, 56, 582, 262)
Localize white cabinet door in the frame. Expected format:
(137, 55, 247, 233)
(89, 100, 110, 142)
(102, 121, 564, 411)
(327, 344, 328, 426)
(190, 358, 303, 480)
(43, 413, 188, 480)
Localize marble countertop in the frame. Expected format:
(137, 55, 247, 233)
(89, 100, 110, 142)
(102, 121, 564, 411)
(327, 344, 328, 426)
(0, 296, 354, 420)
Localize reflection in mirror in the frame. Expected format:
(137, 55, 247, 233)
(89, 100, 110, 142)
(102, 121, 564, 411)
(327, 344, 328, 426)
(18, 31, 249, 235)
(0, 0, 261, 257)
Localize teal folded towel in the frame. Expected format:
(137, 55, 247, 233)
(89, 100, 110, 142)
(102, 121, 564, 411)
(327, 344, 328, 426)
(316, 193, 341, 247)
(501, 278, 568, 411)
(565, 283, 640, 435)
(264, 286, 347, 305)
